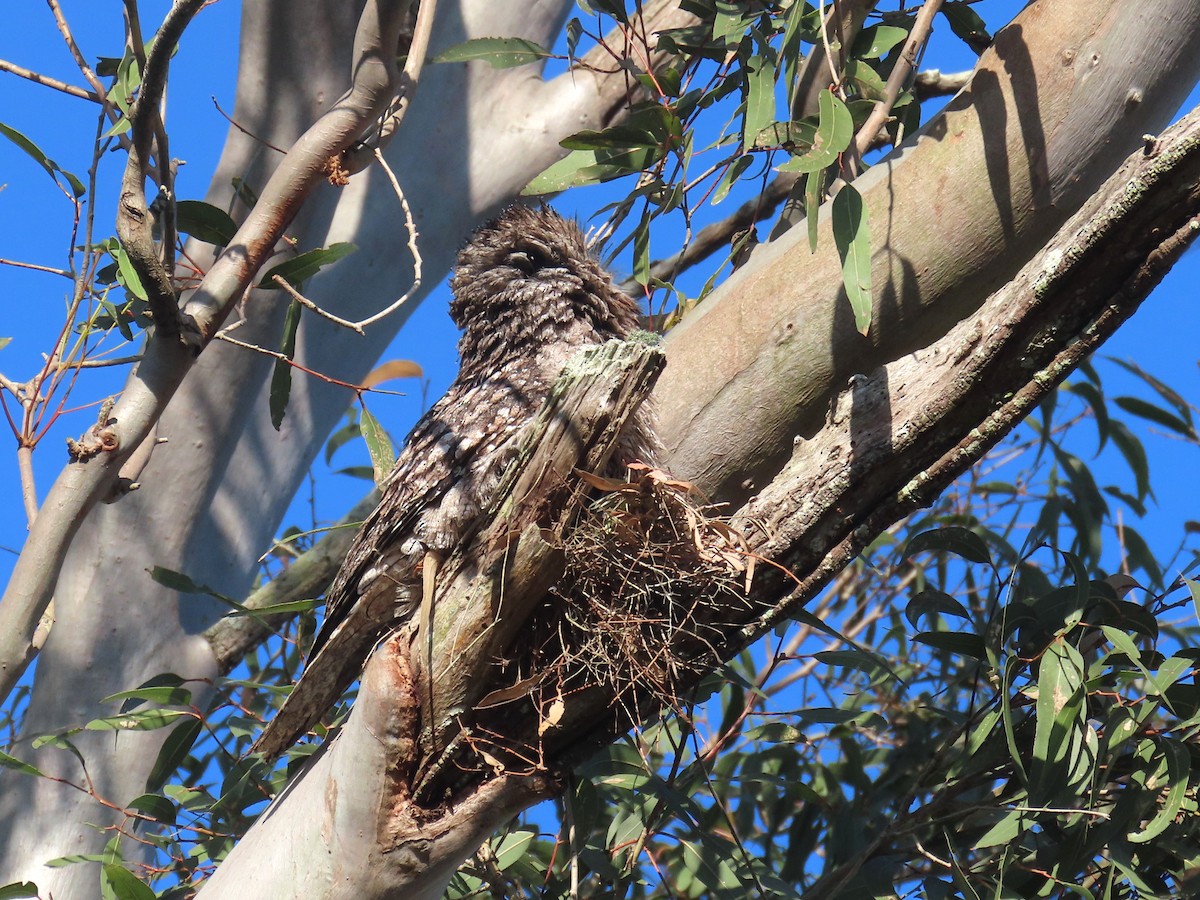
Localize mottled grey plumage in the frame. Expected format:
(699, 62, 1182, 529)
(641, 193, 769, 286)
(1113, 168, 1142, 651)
(254, 205, 648, 760)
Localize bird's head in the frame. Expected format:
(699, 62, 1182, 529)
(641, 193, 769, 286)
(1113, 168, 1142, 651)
(448, 205, 640, 358)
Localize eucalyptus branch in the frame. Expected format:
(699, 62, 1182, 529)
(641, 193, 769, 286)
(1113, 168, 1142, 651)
(45, 0, 109, 102)
(913, 68, 971, 100)
(0, 0, 415, 706)
(0, 57, 98, 101)
(114, 0, 206, 336)
(345, 0, 438, 172)
(852, 0, 944, 156)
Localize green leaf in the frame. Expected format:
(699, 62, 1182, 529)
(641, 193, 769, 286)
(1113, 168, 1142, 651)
(1127, 738, 1191, 843)
(149, 566, 237, 604)
(0, 121, 85, 197)
(743, 722, 806, 743)
(804, 168, 823, 252)
(0, 751, 44, 778)
(176, 200, 238, 246)
(1114, 395, 1197, 440)
(560, 124, 661, 151)
(111, 244, 148, 302)
(86, 709, 191, 732)
(493, 828, 537, 871)
(751, 119, 819, 152)
(1030, 640, 1086, 800)
(125, 793, 177, 827)
(0, 883, 40, 899)
(565, 18, 583, 61)
(941, 2, 992, 54)
(905, 589, 971, 629)
(712, 155, 753, 204)
(359, 402, 395, 487)
(432, 37, 555, 68)
(258, 242, 356, 290)
(146, 716, 204, 793)
(912, 631, 985, 659)
(904, 526, 993, 566)
(523, 146, 660, 194)
(832, 183, 872, 334)
(854, 24, 909, 59)
(101, 685, 193, 710)
(269, 299, 302, 430)
(101, 864, 155, 900)
(775, 90, 852, 173)
(742, 51, 776, 146)
(844, 59, 888, 103)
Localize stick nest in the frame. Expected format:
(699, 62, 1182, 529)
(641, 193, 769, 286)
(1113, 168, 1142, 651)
(535, 464, 756, 710)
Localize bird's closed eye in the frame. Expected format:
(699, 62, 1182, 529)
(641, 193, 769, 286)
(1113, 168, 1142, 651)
(506, 250, 536, 273)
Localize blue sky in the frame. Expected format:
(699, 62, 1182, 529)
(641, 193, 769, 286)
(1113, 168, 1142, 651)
(1, 0, 1198, 597)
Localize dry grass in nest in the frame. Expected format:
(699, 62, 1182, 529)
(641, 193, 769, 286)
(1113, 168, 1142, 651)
(538, 464, 756, 710)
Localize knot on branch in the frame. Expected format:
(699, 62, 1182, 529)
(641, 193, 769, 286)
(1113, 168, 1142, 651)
(66, 398, 120, 462)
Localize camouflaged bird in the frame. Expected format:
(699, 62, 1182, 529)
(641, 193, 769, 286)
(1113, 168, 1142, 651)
(253, 205, 651, 760)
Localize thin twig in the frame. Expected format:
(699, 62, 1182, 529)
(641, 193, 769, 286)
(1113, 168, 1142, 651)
(211, 96, 287, 153)
(853, 0, 945, 156)
(51, 354, 144, 371)
(45, 0, 109, 100)
(0, 258, 73, 279)
(213, 331, 377, 392)
(0, 58, 99, 101)
(270, 147, 423, 333)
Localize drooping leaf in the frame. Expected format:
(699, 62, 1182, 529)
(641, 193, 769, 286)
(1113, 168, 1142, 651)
(258, 242, 356, 290)
(804, 168, 823, 252)
(0, 121, 86, 197)
(1114, 395, 1197, 440)
(775, 90, 852, 173)
(741, 50, 777, 146)
(146, 716, 204, 793)
(831, 183, 872, 334)
(432, 37, 556, 68)
(941, 1, 993, 55)
(111, 244, 148, 301)
(904, 526, 994, 566)
(359, 401, 396, 487)
(711, 155, 753, 204)
(101, 863, 155, 900)
(269, 299, 302, 430)
(176, 200, 238, 246)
